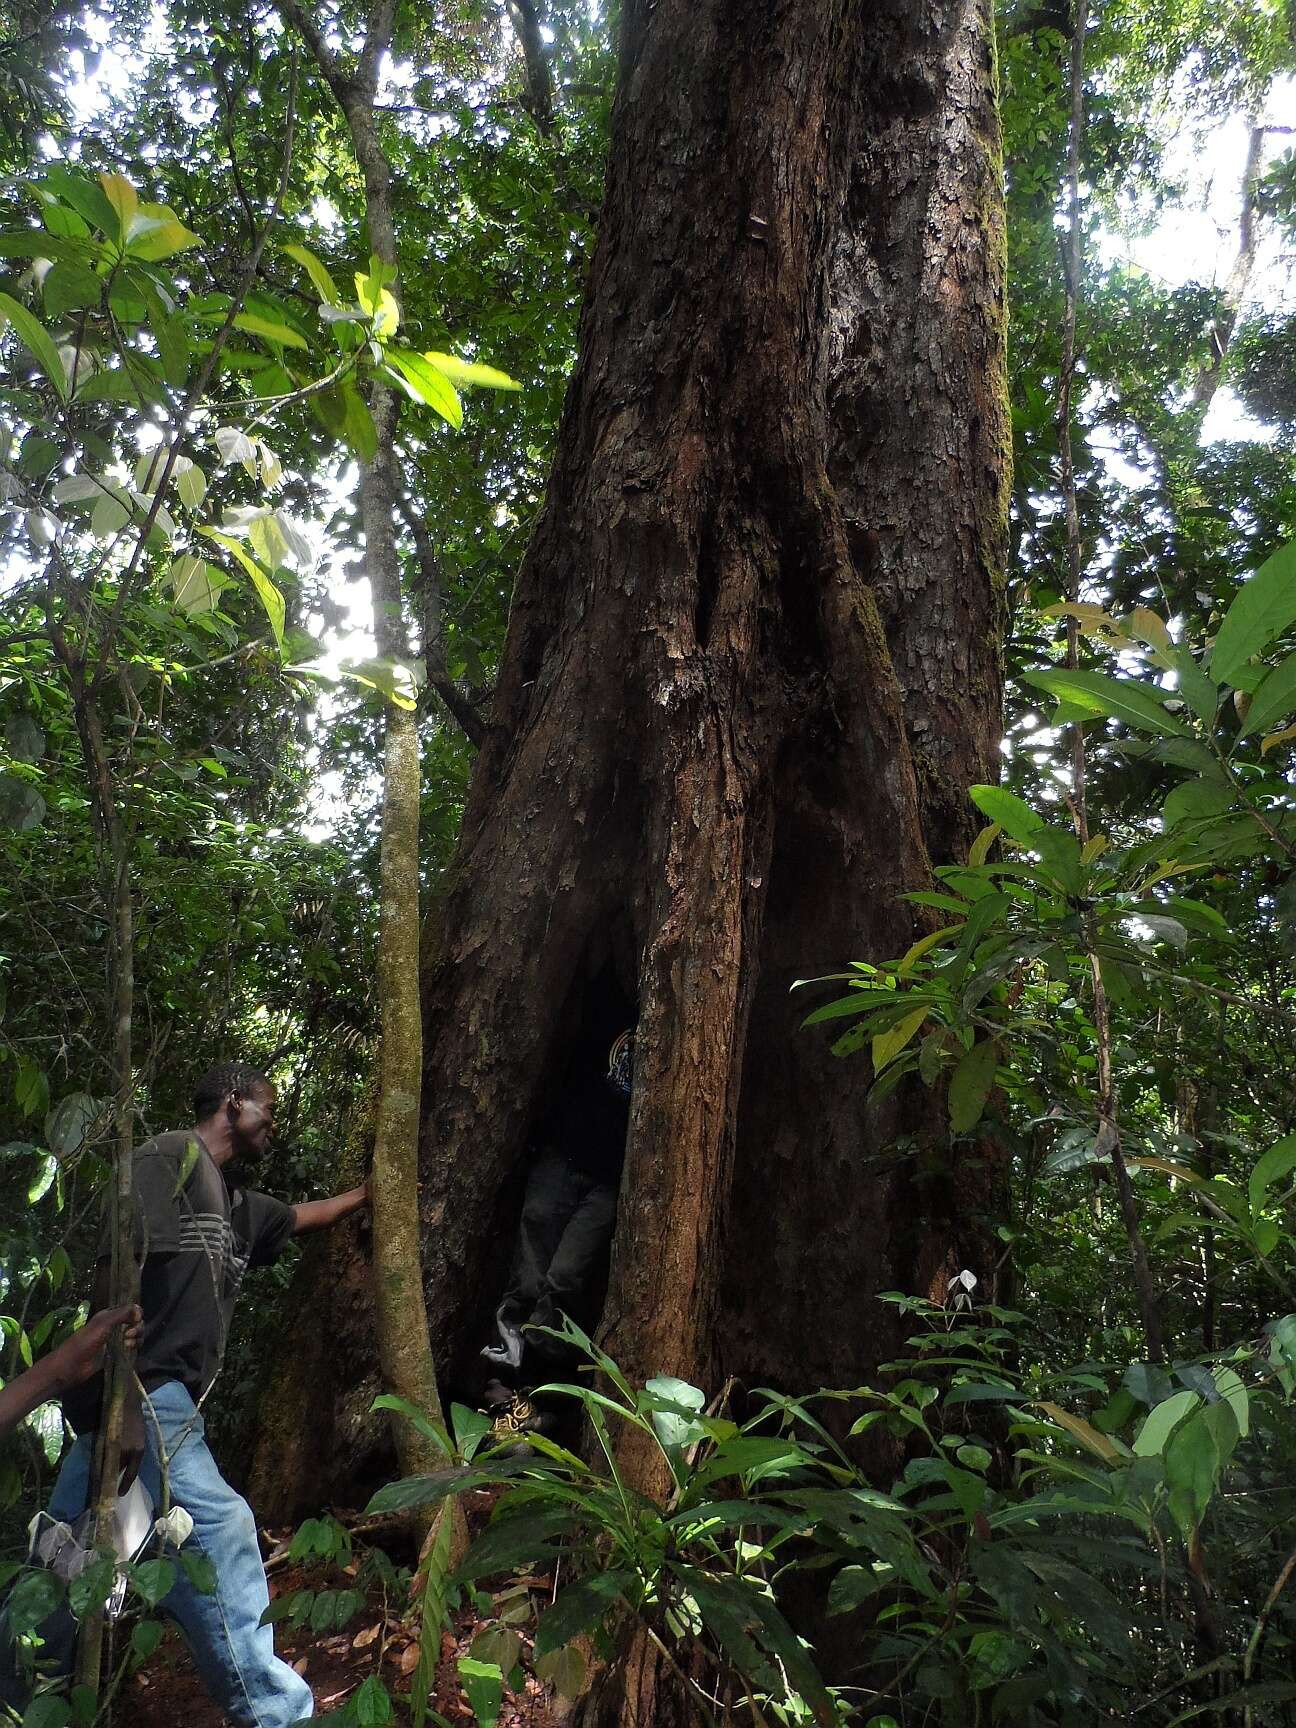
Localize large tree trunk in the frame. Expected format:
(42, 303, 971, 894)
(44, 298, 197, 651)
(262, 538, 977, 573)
(419, 0, 1009, 1500)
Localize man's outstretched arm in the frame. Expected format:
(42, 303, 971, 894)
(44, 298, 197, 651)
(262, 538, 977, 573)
(0, 1304, 143, 1438)
(291, 1181, 370, 1236)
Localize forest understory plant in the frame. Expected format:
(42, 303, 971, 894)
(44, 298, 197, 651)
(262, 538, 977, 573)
(353, 1301, 1296, 1727)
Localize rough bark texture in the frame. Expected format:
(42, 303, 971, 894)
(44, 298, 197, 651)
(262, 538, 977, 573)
(245, 1220, 387, 1522)
(417, 0, 1010, 1464)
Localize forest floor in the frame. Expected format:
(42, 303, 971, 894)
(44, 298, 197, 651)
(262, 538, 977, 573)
(121, 1490, 564, 1727)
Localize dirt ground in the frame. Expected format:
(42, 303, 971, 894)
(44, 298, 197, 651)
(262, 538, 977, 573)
(117, 1496, 564, 1727)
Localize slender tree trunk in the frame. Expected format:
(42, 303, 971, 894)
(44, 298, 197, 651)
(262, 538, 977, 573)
(417, 0, 1011, 1560)
(1192, 116, 1267, 411)
(1056, 0, 1163, 1363)
(280, 0, 464, 1531)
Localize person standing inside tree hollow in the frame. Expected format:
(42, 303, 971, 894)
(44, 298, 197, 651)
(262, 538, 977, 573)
(482, 1028, 634, 1382)
(8, 1061, 369, 1728)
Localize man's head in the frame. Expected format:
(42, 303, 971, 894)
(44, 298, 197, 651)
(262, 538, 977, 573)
(192, 1062, 276, 1158)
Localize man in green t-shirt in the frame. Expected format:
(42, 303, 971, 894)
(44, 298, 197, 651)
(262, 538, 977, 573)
(3, 1061, 369, 1726)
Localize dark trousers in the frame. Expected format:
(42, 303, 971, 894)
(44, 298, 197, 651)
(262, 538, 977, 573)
(499, 1149, 617, 1363)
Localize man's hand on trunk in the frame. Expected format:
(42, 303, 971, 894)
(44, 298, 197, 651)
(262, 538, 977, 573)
(290, 1180, 370, 1236)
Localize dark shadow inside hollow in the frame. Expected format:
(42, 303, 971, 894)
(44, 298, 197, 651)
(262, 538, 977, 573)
(457, 926, 638, 1403)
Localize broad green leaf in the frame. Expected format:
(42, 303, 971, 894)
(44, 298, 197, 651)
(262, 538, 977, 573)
(51, 470, 102, 504)
(1165, 647, 1220, 726)
(5, 713, 45, 763)
(169, 556, 224, 615)
(176, 463, 207, 512)
(27, 1152, 57, 1202)
(1036, 825, 1083, 893)
(125, 206, 199, 261)
(1041, 601, 1125, 636)
(1165, 1410, 1221, 1538)
(233, 311, 308, 350)
(1161, 778, 1233, 829)
(127, 1558, 175, 1607)
(801, 985, 895, 1027)
(1126, 606, 1173, 653)
(41, 166, 117, 236)
(1132, 1389, 1198, 1457)
(1022, 668, 1189, 737)
(1213, 1367, 1249, 1439)
(150, 306, 189, 387)
(897, 925, 960, 974)
(1132, 913, 1188, 950)
(1210, 540, 1296, 687)
(468, 1625, 521, 1674)
(355, 270, 399, 335)
(23, 1689, 73, 1726)
(283, 241, 341, 305)
(967, 821, 1000, 866)
(249, 513, 292, 571)
(533, 1643, 586, 1699)
(91, 491, 131, 538)
(1032, 1401, 1121, 1462)
(258, 442, 283, 487)
(456, 1656, 502, 1728)
(643, 1373, 706, 1450)
(75, 365, 142, 405)
(201, 530, 285, 647)
(873, 1005, 928, 1072)
(214, 425, 258, 475)
(0, 774, 47, 832)
(45, 1092, 98, 1157)
(240, 564, 285, 649)
(0, 230, 86, 262)
(98, 172, 138, 239)
(337, 657, 422, 710)
(341, 384, 378, 461)
(1248, 1134, 1296, 1219)
(385, 348, 463, 428)
(424, 350, 521, 391)
(1237, 650, 1296, 740)
(0, 290, 69, 401)
(352, 1675, 393, 1727)
(534, 1571, 631, 1660)
(134, 448, 170, 494)
(42, 262, 101, 319)
(949, 1038, 997, 1134)
(968, 784, 1042, 843)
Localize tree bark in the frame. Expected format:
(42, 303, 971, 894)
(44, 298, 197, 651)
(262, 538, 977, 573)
(1192, 117, 1267, 412)
(417, 0, 1010, 1509)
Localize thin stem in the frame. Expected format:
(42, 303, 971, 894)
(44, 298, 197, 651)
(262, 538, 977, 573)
(1243, 1545, 1296, 1728)
(1056, 0, 1163, 1364)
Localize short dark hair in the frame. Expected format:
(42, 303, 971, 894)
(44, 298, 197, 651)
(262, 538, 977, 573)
(193, 1062, 271, 1119)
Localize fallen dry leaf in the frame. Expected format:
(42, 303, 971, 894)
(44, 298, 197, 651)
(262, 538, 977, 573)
(353, 1623, 382, 1650)
(292, 1657, 309, 1676)
(399, 1642, 421, 1675)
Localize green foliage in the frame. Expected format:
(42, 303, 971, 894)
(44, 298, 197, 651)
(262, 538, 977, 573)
(367, 1309, 1296, 1726)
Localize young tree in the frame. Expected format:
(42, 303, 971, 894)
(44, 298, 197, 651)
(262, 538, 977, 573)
(416, 0, 1011, 1520)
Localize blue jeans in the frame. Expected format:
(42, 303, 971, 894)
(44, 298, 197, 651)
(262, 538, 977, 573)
(8, 1380, 313, 1728)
